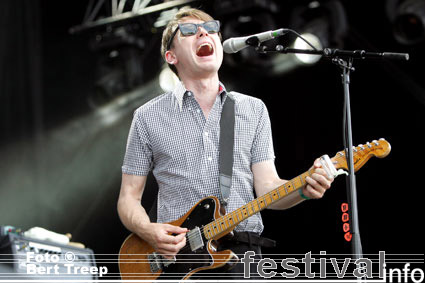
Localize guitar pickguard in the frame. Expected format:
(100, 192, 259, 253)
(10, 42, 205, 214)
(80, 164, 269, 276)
(156, 198, 218, 279)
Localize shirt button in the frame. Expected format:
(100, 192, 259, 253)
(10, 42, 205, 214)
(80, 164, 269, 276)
(204, 132, 209, 137)
(188, 107, 192, 111)
(207, 157, 212, 161)
(187, 91, 192, 96)
(196, 109, 200, 113)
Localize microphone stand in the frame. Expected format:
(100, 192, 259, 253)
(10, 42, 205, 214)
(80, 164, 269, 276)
(254, 43, 408, 262)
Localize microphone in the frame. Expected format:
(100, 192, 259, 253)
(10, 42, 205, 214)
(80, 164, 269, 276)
(223, 28, 289, 54)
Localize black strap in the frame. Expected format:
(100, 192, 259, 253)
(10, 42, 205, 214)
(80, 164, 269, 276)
(231, 232, 277, 248)
(219, 92, 235, 207)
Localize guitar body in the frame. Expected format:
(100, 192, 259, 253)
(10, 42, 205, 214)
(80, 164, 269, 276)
(119, 196, 239, 280)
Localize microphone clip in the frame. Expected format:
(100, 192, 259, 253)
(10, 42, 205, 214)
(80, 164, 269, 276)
(246, 36, 271, 54)
(245, 36, 261, 47)
(254, 45, 270, 54)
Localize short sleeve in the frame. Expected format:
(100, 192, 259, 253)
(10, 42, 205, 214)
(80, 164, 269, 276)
(122, 109, 153, 175)
(251, 100, 275, 164)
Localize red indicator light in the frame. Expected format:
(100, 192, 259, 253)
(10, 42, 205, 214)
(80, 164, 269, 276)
(341, 203, 349, 212)
(342, 212, 349, 222)
(343, 223, 350, 232)
(344, 232, 352, 242)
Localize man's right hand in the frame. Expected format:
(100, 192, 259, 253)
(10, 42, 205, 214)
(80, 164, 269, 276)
(117, 174, 187, 259)
(141, 223, 188, 259)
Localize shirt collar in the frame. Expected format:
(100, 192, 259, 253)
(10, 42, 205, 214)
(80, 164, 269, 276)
(171, 80, 228, 111)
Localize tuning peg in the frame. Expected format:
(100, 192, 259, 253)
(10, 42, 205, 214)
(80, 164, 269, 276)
(372, 140, 379, 146)
(366, 142, 372, 148)
(358, 144, 365, 150)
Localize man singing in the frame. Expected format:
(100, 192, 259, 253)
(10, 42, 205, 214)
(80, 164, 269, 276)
(118, 7, 334, 279)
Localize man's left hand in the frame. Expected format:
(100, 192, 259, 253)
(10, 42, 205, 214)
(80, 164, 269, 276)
(303, 158, 334, 199)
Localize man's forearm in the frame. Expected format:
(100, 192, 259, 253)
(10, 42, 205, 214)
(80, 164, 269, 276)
(117, 194, 152, 238)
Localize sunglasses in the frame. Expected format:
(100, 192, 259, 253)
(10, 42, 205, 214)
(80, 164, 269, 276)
(167, 20, 220, 50)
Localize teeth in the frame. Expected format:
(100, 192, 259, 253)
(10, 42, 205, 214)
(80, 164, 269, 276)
(197, 42, 213, 53)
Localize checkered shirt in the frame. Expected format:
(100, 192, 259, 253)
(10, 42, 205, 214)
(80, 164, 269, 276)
(122, 81, 275, 233)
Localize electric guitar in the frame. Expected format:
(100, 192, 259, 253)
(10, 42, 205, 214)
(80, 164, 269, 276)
(119, 139, 391, 280)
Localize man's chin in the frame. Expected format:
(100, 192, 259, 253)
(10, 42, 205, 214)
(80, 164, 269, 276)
(199, 56, 222, 69)
(195, 61, 221, 73)
(196, 54, 216, 63)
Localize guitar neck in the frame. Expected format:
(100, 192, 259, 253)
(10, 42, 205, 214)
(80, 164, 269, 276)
(203, 168, 315, 240)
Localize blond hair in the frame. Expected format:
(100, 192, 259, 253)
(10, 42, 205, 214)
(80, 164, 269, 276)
(161, 7, 218, 76)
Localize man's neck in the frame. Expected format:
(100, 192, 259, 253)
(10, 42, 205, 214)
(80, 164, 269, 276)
(181, 74, 220, 112)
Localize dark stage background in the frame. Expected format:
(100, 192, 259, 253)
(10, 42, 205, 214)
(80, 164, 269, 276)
(1, 0, 424, 279)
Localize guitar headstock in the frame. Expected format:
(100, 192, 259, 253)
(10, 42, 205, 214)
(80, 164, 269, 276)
(331, 138, 391, 172)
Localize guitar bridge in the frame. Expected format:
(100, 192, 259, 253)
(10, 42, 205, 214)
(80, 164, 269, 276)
(148, 252, 176, 273)
(187, 227, 204, 251)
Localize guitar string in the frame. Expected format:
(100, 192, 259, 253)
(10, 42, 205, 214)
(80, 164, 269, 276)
(178, 156, 358, 252)
(176, 172, 314, 255)
(196, 170, 313, 241)
(178, 203, 265, 254)
(189, 184, 291, 243)
(184, 171, 328, 247)
(170, 147, 377, 255)
(181, 154, 352, 245)
(159, 147, 377, 257)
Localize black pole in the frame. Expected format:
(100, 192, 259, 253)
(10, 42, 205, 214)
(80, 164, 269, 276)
(339, 58, 363, 260)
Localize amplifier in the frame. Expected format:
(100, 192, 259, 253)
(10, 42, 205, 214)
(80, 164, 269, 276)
(0, 233, 99, 280)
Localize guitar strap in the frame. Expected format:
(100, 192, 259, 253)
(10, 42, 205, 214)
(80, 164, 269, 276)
(219, 91, 235, 207)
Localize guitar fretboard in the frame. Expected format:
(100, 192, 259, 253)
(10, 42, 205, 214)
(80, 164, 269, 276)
(203, 168, 315, 240)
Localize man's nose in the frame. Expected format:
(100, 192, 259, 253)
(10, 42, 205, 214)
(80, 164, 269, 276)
(197, 26, 209, 37)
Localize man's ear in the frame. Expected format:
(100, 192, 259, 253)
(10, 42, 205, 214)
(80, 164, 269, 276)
(165, 50, 178, 65)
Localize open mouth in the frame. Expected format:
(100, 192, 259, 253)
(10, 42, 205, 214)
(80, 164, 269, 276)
(196, 42, 214, 57)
